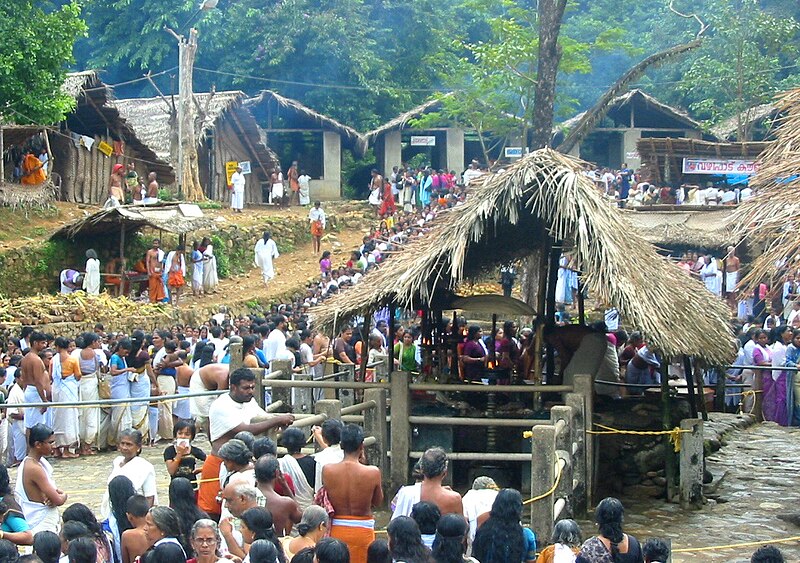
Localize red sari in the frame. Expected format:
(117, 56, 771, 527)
(379, 183, 396, 216)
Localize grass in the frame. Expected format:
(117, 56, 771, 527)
(0, 206, 60, 243)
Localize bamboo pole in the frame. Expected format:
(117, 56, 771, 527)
(683, 355, 698, 419)
(661, 361, 677, 502)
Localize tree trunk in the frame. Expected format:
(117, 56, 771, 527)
(530, 0, 568, 150)
(179, 29, 205, 201)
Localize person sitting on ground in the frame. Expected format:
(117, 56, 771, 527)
(577, 497, 641, 563)
(411, 502, 440, 550)
(69, 536, 98, 563)
(431, 513, 479, 563)
(62, 503, 113, 563)
(472, 489, 535, 563)
(248, 538, 283, 563)
(750, 545, 785, 563)
(278, 428, 315, 510)
(254, 455, 301, 536)
(642, 538, 670, 563)
(392, 447, 462, 519)
(187, 519, 225, 563)
(103, 476, 135, 563)
(280, 505, 329, 560)
(142, 506, 186, 560)
(32, 529, 60, 563)
(60, 521, 91, 558)
(121, 494, 152, 563)
(386, 516, 433, 563)
(535, 519, 581, 563)
(168, 478, 208, 558)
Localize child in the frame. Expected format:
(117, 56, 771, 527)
(319, 251, 332, 279)
(163, 419, 207, 488)
(121, 495, 152, 563)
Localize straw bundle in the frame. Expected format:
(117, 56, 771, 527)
(312, 148, 733, 363)
(732, 89, 800, 290)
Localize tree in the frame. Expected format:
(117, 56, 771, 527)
(0, 0, 86, 124)
(678, 0, 799, 139)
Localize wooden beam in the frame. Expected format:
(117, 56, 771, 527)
(83, 93, 120, 139)
(229, 108, 272, 180)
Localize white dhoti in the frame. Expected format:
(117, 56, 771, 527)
(174, 385, 191, 420)
(254, 238, 279, 284)
(129, 373, 151, 439)
(24, 386, 47, 429)
(231, 188, 244, 210)
(189, 371, 213, 420)
(79, 375, 100, 446)
(157, 375, 176, 440)
(271, 182, 284, 203)
(725, 271, 739, 294)
(10, 420, 25, 463)
(53, 377, 80, 448)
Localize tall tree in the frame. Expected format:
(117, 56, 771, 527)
(0, 0, 86, 124)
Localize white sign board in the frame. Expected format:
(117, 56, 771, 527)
(410, 136, 436, 146)
(505, 147, 523, 158)
(682, 158, 759, 176)
(625, 151, 640, 160)
(238, 161, 252, 174)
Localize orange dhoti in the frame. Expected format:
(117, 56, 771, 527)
(168, 270, 185, 288)
(329, 515, 375, 563)
(148, 273, 165, 303)
(311, 220, 324, 238)
(197, 453, 223, 517)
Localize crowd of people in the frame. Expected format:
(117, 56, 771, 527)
(584, 163, 755, 208)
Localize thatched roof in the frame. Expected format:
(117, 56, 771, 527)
(312, 148, 733, 363)
(247, 90, 365, 154)
(733, 89, 800, 289)
(52, 202, 214, 239)
(363, 98, 444, 144)
(711, 103, 780, 141)
(62, 71, 100, 99)
(637, 137, 769, 160)
(624, 207, 739, 251)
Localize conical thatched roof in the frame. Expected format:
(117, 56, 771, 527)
(732, 89, 800, 289)
(312, 148, 733, 363)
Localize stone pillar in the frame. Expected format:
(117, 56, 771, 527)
(622, 129, 642, 169)
(530, 423, 556, 542)
(382, 131, 402, 176)
(364, 388, 388, 485)
(445, 128, 464, 172)
(322, 131, 341, 196)
(679, 418, 704, 509)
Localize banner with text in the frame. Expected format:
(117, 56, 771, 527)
(682, 158, 759, 176)
(410, 135, 436, 146)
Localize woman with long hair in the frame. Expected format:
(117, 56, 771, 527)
(535, 519, 582, 563)
(169, 477, 208, 557)
(238, 507, 285, 563)
(431, 513, 477, 563)
(460, 325, 487, 381)
(248, 539, 281, 563)
(472, 489, 535, 563)
(0, 464, 33, 547)
(63, 503, 113, 563)
(387, 516, 433, 563)
(752, 329, 773, 417)
(77, 332, 102, 455)
(129, 331, 156, 441)
(102, 475, 136, 563)
(576, 498, 641, 563)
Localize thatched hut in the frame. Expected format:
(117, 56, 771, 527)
(115, 92, 279, 204)
(1, 71, 173, 206)
(624, 207, 739, 255)
(312, 148, 733, 365)
(732, 89, 800, 290)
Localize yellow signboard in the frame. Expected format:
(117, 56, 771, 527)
(225, 161, 239, 185)
(97, 140, 113, 157)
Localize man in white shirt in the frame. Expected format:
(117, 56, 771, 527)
(263, 315, 288, 365)
(740, 185, 753, 201)
(229, 166, 246, 213)
(311, 419, 344, 492)
(208, 326, 228, 362)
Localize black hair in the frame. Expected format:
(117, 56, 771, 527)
(173, 419, 197, 439)
(642, 538, 670, 562)
(340, 423, 364, 454)
(240, 507, 285, 563)
(254, 454, 281, 484)
(366, 539, 391, 563)
(67, 537, 97, 563)
(253, 436, 278, 458)
(315, 537, 351, 563)
(430, 513, 468, 563)
(21, 326, 34, 339)
(750, 545, 785, 563)
(28, 424, 53, 448)
(199, 345, 215, 367)
(233, 431, 256, 452)
(210, 326, 222, 339)
(321, 419, 343, 446)
(229, 367, 256, 386)
(279, 427, 305, 455)
(141, 541, 186, 563)
(387, 517, 431, 563)
(289, 546, 316, 563)
(30, 332, 48, 343)
(466, 325, 481, 340)
(53, 336, 70, 350)
(108, 475, 135, 532)
(0, 466, 11, 497)
(286, 337, 301, 350)
(61, 521, 90, 542)
(126, 494, 150, 519)
(249, 539, 281, 563)
(32, 530, 61, 563)
(0, 539, 17, 563)
(472, 489, 525, 563)
(62, 503, 105, 544)
(168, 478, 207, 557)
(411, 501, 440, 535)
(595, 497, 625, 560)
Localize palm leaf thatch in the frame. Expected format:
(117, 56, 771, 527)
(312, 148, 733, 363)
(363, 98, 444, 144)
(732, 89, 800, 290)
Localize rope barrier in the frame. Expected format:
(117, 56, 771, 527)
(585, 424, 692, 453)
(0, 390, 227, 410)
(522, 459, 564, 505)
(671, 535, 800, 553)
(62, 475, 222, 496)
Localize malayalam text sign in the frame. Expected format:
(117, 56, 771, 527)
(225, 161, 238, 184)
(682, 158, 759, 176)
(238, 161, 251, 175)
(505, 147, 523, 158)
(410, 135, 436, 146)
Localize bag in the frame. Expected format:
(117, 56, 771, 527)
(98, 372, 112, 400)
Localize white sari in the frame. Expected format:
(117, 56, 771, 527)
(279, 455, 314, 511)
(203, 245, 219, 292)
(52, 354, 80, 447)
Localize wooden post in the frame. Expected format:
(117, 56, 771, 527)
(390, 370, 411, 493)
(270, 359, 293, 408)
(754, 369, 764, 422)
(364, 388, 388, 485)
(339, 364, 356, 408)
(314, 399, 342, 449)
(573, 374, 593, 511)
(0, 126, 4, 181)
(565, 392, 587, 517)
(714, 364, 726, 412)
(551, 405, 574, 518)
(577, 278, 585, 325)
(661, 362, 677, 502)
(683, 356, 698, 419)
(388, 302, 397, 371)
(679, 418, 704, 509)
(254, 368, 265, 410)
(359, 312, 371, 383)
(530, 423, 556, 542)
(228, 341, 243, 373)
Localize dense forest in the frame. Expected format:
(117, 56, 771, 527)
(4, 0, 800, 133)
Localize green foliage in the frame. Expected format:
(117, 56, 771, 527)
(197, 200, 222, 210)
(209, 235, 230, 279)
(342, 148, 375, 200)
(157, 188, 175, 202)
(0, 0, 86, 124)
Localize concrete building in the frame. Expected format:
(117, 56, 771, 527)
(246, 90, 364, 201)
(553, 89, 709, 170)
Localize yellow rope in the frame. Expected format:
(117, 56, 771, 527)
(522, 460, 564, 505)
(63, 475, 221, 495)
(584, 423, 692, 453)
(671, 535, 800, 553)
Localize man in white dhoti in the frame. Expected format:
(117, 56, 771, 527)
(271, 170, 284, 205)
(230, 166, 245, 213)
(254, 232, 280, 285)
(700, 253, 720, 296)
(298, 171, 311, 206)
(82, 249, 101, 295)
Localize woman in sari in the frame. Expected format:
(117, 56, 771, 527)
(278, 428, 315, 511)
(752, 329, 772, 419)
(51, 337, 81, 458)
(200, 237, 219, 293)
(129, 331, 156, 441)
(109, 338, 136, 446)
(766, 325, 792, 425)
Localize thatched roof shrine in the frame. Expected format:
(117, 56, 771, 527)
(312, 148, 733, 363)
(624, 207, 739, 252)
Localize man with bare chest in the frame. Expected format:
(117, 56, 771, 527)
(146, 239, 165, 303)
(725, 245, 741, 309)
(16, 424, 67, 533)
(20, 333, 50, 435)
(254, 454, 301, 535)
(144, 172, 159, 204)
(323, 424, 383, 563)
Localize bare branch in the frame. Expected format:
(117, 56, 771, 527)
(668, 1, 709, 38)
(506, 65, 538, 86)
(145, 72, 174, 115)
(164, 26, 182, 42)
